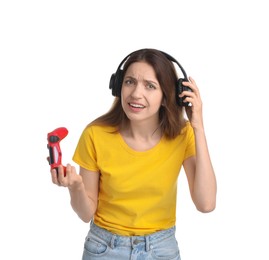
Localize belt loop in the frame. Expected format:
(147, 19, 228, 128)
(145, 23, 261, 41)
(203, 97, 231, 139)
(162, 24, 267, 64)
(110, 235, 116, 249)
(145, 236, 150, 252)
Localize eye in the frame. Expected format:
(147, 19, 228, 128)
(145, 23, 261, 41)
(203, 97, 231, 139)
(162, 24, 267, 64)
(146, 83, 157, 90)
(124, 78, 135, 86)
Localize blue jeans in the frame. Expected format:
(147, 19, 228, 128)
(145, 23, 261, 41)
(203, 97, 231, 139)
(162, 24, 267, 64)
(82, 222, 181, 260)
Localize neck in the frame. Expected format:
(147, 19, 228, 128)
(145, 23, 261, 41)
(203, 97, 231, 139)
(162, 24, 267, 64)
(122, 120, 162, 141)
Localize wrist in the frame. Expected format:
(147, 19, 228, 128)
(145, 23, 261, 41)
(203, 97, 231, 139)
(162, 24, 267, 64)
(68, 181, 84, 192)
(192, 122, 204, 132)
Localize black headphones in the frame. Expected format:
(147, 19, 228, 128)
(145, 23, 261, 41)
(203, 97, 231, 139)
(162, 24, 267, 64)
(109, 48, 192, 106)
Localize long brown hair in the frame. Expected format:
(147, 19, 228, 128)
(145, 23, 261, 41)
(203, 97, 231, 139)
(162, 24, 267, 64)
(89, 48, 187, 139)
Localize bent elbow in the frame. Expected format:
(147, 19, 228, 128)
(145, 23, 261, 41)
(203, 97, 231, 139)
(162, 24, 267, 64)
(197, 206, 216, 213)
(75, 210, 94, 223)
(80, 214, 93, 223)
(82, 217, 92, 223)
(196, 201, 216, 213)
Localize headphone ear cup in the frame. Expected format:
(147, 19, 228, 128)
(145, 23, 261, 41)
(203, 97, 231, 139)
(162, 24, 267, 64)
(109, 73, 117, 96)
(176, 78, 192, 106)
(109, 70, 124, 97)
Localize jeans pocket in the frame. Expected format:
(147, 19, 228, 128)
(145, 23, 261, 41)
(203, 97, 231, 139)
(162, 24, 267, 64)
(151, 235, 180, 260)
(83, 233, 109, 257)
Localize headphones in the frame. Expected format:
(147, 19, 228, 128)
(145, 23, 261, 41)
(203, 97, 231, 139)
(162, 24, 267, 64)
(109, 48, 192, 106)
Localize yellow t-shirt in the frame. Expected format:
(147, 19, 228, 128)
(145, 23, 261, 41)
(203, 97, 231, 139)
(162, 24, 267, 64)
(72, 123, 195, 236)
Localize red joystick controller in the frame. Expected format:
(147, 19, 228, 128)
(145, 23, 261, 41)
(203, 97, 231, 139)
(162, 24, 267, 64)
(47, 127, 68, 176)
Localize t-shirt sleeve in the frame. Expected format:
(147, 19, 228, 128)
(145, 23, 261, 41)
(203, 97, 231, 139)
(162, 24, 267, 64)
(184, 123, 196, 160)
(72, 126, 99, 172)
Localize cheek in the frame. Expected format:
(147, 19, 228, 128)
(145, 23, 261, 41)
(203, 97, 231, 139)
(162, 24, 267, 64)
(121, 87, 130, 100)
(120, 94, 129, 114)
(150, 97, 163, 112)
(152, 93, 163, 107)
(121, 97, 127, 111)
(120, 89, 127, 103)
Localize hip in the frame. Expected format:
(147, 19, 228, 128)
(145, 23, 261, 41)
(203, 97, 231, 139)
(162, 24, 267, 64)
(82, 221, 181, 260)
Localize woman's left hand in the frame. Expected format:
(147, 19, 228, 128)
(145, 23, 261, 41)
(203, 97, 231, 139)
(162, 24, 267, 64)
(179, 77, 204, 130)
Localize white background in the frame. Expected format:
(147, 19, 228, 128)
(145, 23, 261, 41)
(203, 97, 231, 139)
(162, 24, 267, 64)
(0, 0, 268, 259)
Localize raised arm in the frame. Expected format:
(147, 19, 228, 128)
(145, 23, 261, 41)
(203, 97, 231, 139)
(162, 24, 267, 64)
(180, 77, 217, 212)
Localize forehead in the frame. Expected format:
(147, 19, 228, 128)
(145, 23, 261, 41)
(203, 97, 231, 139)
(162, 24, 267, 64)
(125, 61, 157, 78)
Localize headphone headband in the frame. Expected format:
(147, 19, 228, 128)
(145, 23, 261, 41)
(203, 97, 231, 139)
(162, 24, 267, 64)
(114, 49, 188, 80)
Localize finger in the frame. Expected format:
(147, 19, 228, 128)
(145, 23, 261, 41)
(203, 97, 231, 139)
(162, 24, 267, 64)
(57, 165, 67, 186)
(51, 169, 60, 185)
(64, 163, 72, 178)
(183, 77, 199, 93)
(188, 76, 196, 85)
(183, 97, 194, 106)
(179, 90, 195, 98)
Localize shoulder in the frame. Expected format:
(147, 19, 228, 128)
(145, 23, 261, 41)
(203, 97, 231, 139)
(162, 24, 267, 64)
(83, 124, 118, 139)
(185, 121, 193, 132)
(179, 121, 193, 136)
(168, 121, 194, 146)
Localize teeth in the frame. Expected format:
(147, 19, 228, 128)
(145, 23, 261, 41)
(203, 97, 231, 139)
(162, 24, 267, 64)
(130, 103, 145, 108)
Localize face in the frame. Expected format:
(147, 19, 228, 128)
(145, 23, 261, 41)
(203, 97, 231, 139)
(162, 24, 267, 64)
(121, 61, 163, 124)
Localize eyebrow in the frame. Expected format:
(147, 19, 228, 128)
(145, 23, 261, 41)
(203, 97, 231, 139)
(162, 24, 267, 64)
(124, 76, 159, 86)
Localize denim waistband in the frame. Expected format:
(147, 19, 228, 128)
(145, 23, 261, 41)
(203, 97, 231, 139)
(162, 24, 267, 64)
(89, 221, 176, 251)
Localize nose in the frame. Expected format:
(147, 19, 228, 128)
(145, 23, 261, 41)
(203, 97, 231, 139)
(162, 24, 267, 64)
(130, 84, 143, 99)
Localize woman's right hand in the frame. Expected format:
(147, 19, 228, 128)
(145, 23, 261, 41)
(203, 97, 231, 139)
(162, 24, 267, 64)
(51, 164, 83, 191)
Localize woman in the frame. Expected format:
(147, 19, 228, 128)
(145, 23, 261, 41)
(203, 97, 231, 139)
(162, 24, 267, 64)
(51, 48, 217, 259)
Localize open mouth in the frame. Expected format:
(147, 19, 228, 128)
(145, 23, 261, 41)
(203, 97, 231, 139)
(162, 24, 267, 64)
(129, 103, 145, 109)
